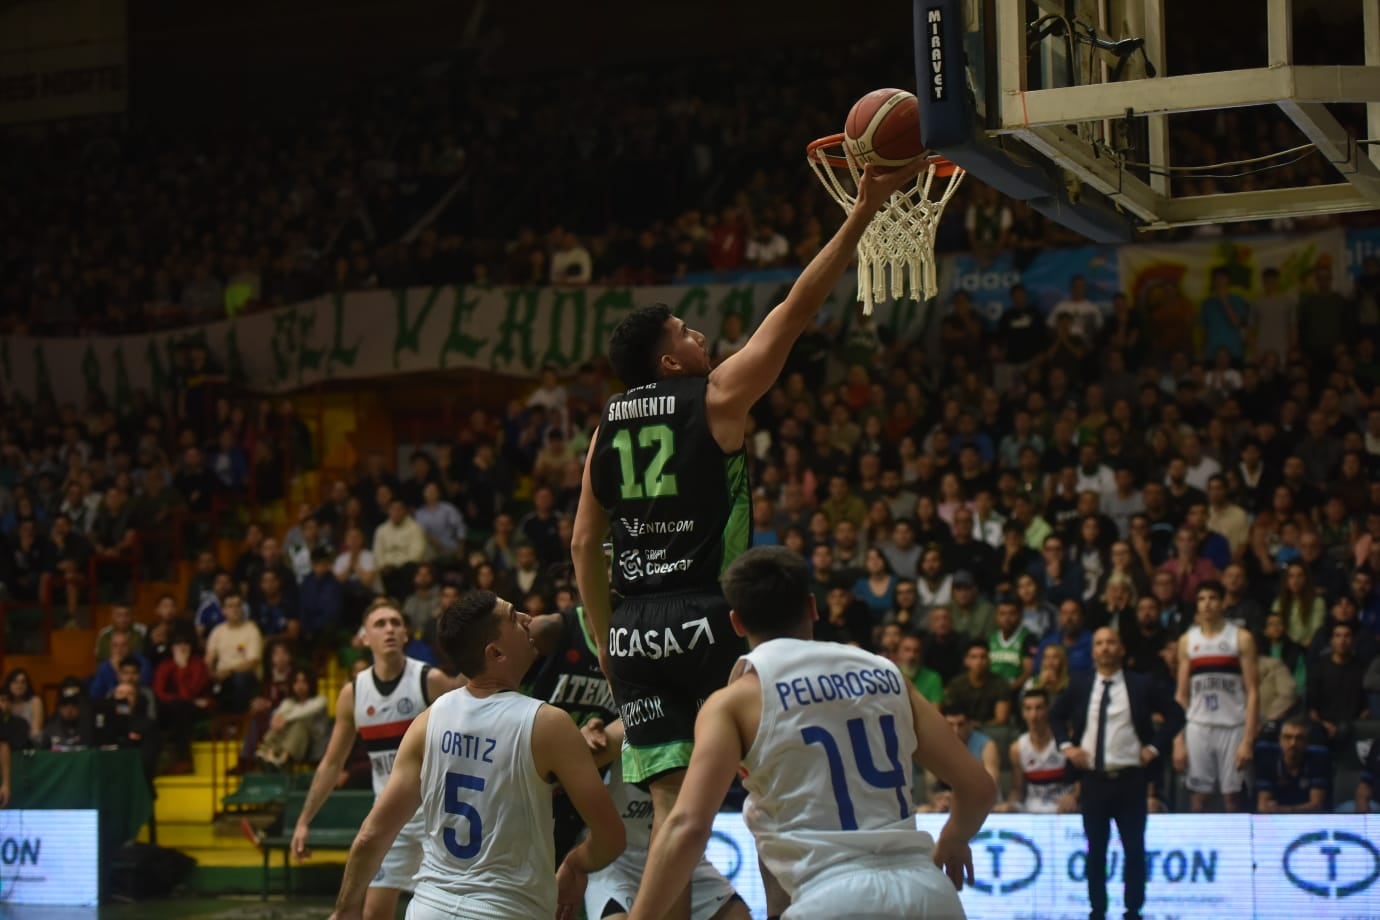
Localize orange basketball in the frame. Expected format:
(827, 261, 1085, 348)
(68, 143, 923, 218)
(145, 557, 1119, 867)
(844, 88, 925, 167)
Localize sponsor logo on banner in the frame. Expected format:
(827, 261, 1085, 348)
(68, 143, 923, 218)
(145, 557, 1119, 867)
(1282, 829, 1380, 899)
(0, 810, 98, 906)
(971, 828, 1042, 894)
(926, 7, 946, 101)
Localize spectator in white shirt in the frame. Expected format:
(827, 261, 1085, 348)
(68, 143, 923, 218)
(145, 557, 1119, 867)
(372, 499, 428, 599)
(204, 595, 262, 713)
(1178, 432, 1221, 492)
(549, 231, 592, 285)
(1075, 444, 1117, 498)
(1047, 275, 1103, 344)
(745, 224, 789, 268)
(333, 526, 378, 592)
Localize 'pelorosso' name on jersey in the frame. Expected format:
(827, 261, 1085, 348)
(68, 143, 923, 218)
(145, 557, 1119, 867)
(606, 395, 677, 422)
(774, 666, 905, 712)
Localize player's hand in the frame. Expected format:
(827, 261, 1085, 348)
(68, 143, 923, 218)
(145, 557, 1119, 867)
(1140, 745, 1158, 766)
(932, 830, 975, 891)
(1063, 746, 1092, 771)
(580, 718, 607, 755)
(555, 858, 588, 920)
(1234, 738, 1253, 770)
(291, 822, 311, 860)
(1056, 792, 1079, 814)
(1172, 737, 1187, 774)
(855, 160, 926, 214)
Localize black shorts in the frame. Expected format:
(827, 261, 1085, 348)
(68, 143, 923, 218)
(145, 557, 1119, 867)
(606, 589, 745, 785)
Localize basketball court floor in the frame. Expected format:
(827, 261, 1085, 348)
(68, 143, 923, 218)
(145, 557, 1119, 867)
(1, 898, 346, 919)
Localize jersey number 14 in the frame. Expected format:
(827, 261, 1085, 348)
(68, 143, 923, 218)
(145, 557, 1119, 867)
(610, 425, 679, 500)
(801, 715, 911, 830)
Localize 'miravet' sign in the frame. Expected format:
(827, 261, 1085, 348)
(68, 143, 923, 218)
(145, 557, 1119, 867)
(926, 7, 946, 102)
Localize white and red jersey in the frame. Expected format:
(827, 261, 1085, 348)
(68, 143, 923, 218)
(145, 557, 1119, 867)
(354, 656, 431, 795)
(1016, 732, 1073, 813)
(1186, 623, 1246, 728)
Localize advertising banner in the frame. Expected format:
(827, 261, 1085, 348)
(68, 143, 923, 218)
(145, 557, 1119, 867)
(0, 809, 99, 906)
(704, 813, 1380, 920)
(936, 245, 1118, 327)
(1116, 228, 1348, 359)
(0, 276, 924, 408)
(0, 0, 127, 125)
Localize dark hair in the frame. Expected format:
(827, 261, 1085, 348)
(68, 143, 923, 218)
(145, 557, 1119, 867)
(4, 669, 32, 702)
(608, 303, 673, 388)
(939, 702, 970, 719)
(437, 591, 503, 677)
(118, 656, 142, 672)
(1197, 580, 1225, 599)
(1021, 687, 1049, 704)
(1281, 714, 1310, 734)
(721, 546, 812, 639)
(965, 638, 989, 655)
(291, 667, 317, 690)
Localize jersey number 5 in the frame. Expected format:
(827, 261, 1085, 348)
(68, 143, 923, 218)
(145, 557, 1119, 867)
(442, 772, 485, 859)
(610, 425, 679, 500)
(801, 715, 910, 830)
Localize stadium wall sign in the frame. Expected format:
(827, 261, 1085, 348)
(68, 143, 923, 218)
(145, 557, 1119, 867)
(0, 809, 99, 906)
(0, 0, 127, 125)
(704, 812, 1378, 920)
(1, 275, 928, 406)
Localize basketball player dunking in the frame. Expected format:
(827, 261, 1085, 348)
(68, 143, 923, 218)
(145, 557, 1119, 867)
(572, 161, 921, 918)
(294, 599, 460, 920)
(1173, 581, 1259, 812)
(627, 547, 994, 920)
(328, 592, 625, 920)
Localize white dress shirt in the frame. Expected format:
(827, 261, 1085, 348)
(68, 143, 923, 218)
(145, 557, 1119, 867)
(1075, 670, 1144, 770)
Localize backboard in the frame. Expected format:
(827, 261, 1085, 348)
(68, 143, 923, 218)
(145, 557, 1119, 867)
(914, 0, 1380, 241)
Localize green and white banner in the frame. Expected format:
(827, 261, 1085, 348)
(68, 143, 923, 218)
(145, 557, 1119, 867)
(1, 278, 927, 408)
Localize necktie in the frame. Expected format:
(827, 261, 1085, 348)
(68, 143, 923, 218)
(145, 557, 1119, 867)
(1095, 679, 1112, 772)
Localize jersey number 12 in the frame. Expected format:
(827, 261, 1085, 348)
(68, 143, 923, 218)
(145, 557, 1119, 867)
(610, 425, 679, 500)
(801, 715, 910, 830)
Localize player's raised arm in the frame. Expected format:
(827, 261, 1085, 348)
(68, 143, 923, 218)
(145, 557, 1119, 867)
(706, 162, 924, 426)
(329, 710, 429, 920)
(627, 683, 749, 920)
(293, 682, 359, 859)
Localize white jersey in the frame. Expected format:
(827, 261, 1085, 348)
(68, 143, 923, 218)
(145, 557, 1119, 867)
(1016, 732, 1073, 814)
(1186, 623, 1246, 727)
(737, 638, 932, 900)
(354, 656, 431, 795)
(585, 762, 737, 920)
(414, 687, 554, 918)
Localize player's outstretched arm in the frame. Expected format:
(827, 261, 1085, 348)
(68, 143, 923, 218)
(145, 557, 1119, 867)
(627, 684, 748, 920)
(329, 711, 428, 920)
(706, 162, 924, 427)
(293, 682, 359, 859)
(535, 705, 625, 917)
(909, 684, 997, 890)
(572, 434, 614, 666)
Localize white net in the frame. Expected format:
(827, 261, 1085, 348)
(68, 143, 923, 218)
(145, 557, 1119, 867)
(806, 138, 964, 315)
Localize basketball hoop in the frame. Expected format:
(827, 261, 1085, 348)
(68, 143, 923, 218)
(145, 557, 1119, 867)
(806, 133, 963, 315)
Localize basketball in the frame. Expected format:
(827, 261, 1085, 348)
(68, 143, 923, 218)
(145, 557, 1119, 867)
(843, 88, 925, 167)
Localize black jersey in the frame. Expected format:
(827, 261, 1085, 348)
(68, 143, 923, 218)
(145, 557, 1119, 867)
(591, 376, 751, 596)
(524, 607, 616, 728)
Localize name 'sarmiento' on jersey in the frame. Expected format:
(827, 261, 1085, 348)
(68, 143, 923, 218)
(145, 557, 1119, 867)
(606, 394, 677, 422)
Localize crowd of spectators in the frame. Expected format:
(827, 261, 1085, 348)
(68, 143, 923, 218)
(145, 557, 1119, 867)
(4, 250, 1380, 811)
(4, 12, 1377, 340)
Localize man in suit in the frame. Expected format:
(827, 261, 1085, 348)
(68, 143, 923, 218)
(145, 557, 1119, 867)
(1051, 627, 1185, 920)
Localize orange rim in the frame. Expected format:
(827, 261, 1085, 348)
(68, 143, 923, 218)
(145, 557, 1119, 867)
(806, 132, 959, 178)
